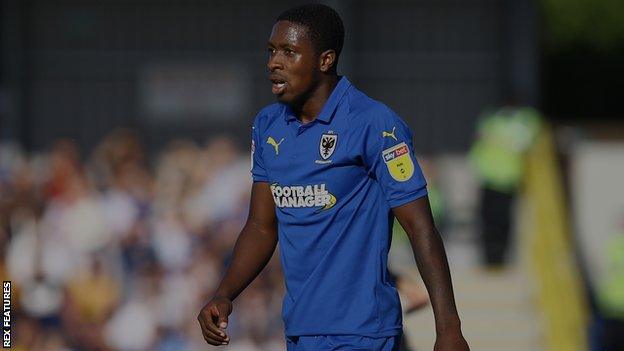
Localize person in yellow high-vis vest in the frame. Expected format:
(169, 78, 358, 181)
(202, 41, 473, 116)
(597, 226, 624, 350)
(469, 105, 541, 267)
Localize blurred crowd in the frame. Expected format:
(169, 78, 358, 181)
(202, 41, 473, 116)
(0, 130, 286, 351)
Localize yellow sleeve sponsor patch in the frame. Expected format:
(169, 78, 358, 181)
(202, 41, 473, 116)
(382, 142, 415, 182)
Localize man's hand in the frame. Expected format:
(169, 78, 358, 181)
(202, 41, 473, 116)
(434, 330, 470, 350)
(197, 297, 233, 346)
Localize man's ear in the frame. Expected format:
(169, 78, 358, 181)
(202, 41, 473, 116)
(319, 50, 337, 73)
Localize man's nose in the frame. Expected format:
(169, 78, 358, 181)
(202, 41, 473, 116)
(267, 55, 283, 71)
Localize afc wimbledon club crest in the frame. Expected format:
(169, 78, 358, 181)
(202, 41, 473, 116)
(319, 133, 337, 160)
(382, 142, 415, 182)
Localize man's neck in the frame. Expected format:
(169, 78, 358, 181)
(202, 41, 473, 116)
(294, 75, 339, 124)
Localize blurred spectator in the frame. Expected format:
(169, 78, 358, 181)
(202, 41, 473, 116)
(153, 139, 200, 215)
(469, 104, 541, 268)
(87, 129, 147, 191)
(104, 297, 157, 351)
(42, 174, 111, 255)
(66, 255, 120, 325)
(42, 140, 81, 201)
(596, 217, 624, 350)
(63, 257, 118, 350)
(184, 136, 251, 232)
(151, 210, 193, 272)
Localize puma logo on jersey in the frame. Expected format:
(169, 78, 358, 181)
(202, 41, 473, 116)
(382, 127, 398, 141)
(267, 136, 284, 155)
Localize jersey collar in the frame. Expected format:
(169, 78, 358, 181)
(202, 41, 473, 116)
(316, 76, 351, 123)
(282, 76, 352, 124)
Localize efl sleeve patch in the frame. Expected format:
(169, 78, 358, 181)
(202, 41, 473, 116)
(356, 107, 428, 208)
(382, 142, 415, 182)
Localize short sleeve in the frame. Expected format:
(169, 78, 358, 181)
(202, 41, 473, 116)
(251, 118, 269, 182)
(359, 106, 428, 208)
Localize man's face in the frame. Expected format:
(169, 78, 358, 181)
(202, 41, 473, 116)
(267, 20, 320, 105)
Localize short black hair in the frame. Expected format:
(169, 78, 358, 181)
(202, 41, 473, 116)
(276, 4, 345, 60)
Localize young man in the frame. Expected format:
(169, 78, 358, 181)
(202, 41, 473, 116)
(198, 4, 470, 350)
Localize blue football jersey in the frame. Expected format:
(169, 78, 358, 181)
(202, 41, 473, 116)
(251, 77, 428, 337)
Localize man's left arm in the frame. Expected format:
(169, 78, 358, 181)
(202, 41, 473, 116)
(393, 196, 470, 351)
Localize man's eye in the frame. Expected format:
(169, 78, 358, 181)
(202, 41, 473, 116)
(285, 49, 295, 56)
(268, 48, 276, 55)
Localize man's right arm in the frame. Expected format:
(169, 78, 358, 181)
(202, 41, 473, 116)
(197, 181, 277, 346)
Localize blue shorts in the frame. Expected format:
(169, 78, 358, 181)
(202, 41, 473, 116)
(286, 334, 402, 351)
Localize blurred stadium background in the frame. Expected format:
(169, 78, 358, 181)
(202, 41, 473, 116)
(1, 0, 623, 350)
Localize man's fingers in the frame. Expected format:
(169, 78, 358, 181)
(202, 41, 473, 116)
(217, 314, 229, 329)
(198, 319, 229, 345)
(198, 314, 229, 345)
(198, 318, 221, 345)
(200, 314, 228, 339)
(211, 304, 229, 329)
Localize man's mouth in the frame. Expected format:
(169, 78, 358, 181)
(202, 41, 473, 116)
(270, 77, 287, 95)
